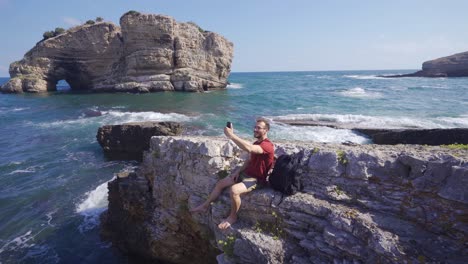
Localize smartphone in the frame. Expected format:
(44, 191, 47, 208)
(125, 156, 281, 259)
(226, 122, 232, 128)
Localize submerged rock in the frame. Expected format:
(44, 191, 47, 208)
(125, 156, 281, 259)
(2, 11, 233, 94)
(96, 121, 182, 161)
(101, 136, 468, 263)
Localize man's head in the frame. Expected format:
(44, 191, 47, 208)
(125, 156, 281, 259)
(253, 118, 270, 139)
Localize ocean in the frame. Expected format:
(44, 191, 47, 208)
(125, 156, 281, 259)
(0, 70, 467, 263)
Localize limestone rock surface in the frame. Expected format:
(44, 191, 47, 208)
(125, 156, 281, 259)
(101, 136, 468, 263)
(1, 11, 233, 93)
(96, 121, 182, 161)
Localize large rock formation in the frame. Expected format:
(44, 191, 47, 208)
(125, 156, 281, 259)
(383, 51, 468, 77)
(96, 121, 182, 161)
(101, 136, 468, 263)
(1, 11, 233, 93)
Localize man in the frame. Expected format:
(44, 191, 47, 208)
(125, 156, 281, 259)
(190, 118, 275, 230)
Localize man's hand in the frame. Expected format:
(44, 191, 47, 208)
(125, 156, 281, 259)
(224, 125, 234, 139)
(230, 171, 240, 182)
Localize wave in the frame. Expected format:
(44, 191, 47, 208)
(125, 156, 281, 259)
(227, 83, 243, 89)
(7, 165, 42, 175)
(270, 123, 371, 144)
(338, 87, 383, 99)
(32, 110, 193, 129)
(344, 75, 386, 80)
(0, 230, 35, 254)
(271, 113, 468, 129)
(76, 177, 114, 233)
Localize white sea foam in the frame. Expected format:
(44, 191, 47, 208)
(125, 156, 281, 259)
(227, 83, 243, 89)
(272, 113, 468, 129)
(0, 230, 35, 254)
(435, 115, 468, 127)
(33, 110, 192, 128)
(8, 166, 39, 175)
(0, 107, 29, 114)
(344, 75, 385, 80)
(338, 87, 383, 99)
(270, 123, 371, 144)
(76, 177, 115, 233)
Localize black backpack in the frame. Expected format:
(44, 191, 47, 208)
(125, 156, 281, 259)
(269, 154, 301, 196)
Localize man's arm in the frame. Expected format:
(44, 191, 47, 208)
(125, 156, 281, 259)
(224, 127, 264, 154)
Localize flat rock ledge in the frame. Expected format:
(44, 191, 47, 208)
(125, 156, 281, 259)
(100, 136, 467, 264)
(96, 121, 182, 161)
(275, 120, 468, 145)
(1, 11, 233, 93)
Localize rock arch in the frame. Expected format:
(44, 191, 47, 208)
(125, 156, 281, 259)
(1, 12, 233, 94)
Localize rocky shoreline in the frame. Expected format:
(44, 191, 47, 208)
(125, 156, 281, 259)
(99, 133, 467, 263)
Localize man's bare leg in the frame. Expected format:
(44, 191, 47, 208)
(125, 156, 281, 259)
(190, 176, 235, 213)
(218, 182, 252, 229)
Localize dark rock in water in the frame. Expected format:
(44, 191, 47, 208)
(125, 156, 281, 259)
(83, 109, 102, 117)
(96, 121, 182, 161)
(354, 128, 468, 145)
(381, 51, 468, 78)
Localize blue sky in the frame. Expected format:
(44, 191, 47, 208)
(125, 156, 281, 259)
(0, 0, 467, 76)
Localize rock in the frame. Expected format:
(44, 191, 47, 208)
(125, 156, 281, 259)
(355, 128, 468, 145)
(381, 51, 468, 78)
(96, 121, 182, 161)
(83, 109, 102, 117)
(101, 136, 468, 263)
(2, 11, 233, 94)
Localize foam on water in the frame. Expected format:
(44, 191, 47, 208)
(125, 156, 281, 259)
(338, 87, 383, 99)
(76, 177, 114, 233)
(344, 75, 386, 80)
(0, 230, 35, 254)
(270, 123, 371, 144)
(272, 113, 468, 129)
(227, 83, 243, 89)
(33, 110, 193, 129)
(8, 166, 40, 175)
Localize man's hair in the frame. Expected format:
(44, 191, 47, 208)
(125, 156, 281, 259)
(256, 117, 270, 131)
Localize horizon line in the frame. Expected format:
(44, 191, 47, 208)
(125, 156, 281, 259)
(0, 68, 418, 78)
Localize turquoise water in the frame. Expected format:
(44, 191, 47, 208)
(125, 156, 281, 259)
(0, 70, 467, 263)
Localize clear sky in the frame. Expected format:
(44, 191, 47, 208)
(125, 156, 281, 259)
(1, 0, 467, 76)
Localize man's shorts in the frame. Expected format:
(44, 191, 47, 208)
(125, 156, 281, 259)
(236, 172, 258, 191)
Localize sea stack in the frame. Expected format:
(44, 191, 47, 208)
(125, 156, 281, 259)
(1, 11, 234, 93)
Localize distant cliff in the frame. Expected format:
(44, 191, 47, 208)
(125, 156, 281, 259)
(383, 51, 468, 77)
(101, 136, 467, 264)
(1, 11, 233, 93)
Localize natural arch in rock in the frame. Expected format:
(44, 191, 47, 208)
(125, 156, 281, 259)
(1, 12, 233, 94)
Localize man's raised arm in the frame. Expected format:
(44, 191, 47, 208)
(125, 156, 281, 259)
(224, 127, 264, 154)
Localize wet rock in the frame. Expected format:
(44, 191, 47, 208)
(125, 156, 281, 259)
(96, 121, 182, 161)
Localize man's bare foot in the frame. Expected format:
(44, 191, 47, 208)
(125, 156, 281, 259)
(190, 203, 209, 213)
(218, 216, 237, 230)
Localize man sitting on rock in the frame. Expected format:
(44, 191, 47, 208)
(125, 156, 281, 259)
(190, 118, 275, 230)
